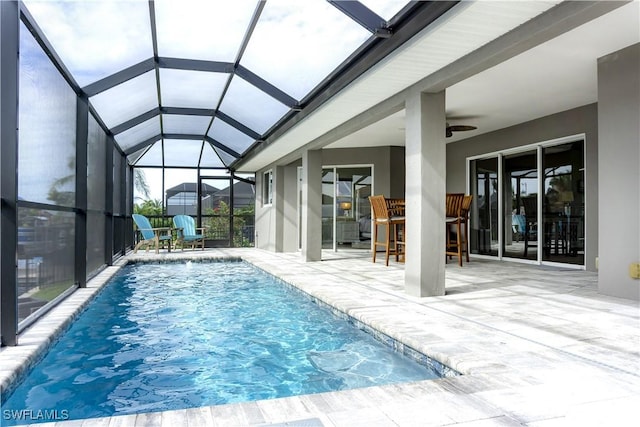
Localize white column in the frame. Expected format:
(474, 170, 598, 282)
(301, 149, 322, 261)
(404, 91, 447, 297)
(597, 44, 640, 300)
(274, 165, 284, 252)
(282, 164, 299, 252)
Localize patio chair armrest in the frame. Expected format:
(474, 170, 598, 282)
(151, 227, 172, 235)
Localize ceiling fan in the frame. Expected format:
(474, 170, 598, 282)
(446, 122, 477, 138)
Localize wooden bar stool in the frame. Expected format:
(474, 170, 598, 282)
(369, 195, 405, 266)
(386, 198, 406, 263)
(445, 194, 472, 266)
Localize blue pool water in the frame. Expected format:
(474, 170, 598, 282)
(2, 261, 440, 424)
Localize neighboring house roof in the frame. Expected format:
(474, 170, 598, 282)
(165, 182, 218, 198)
(213, 181, 256, 198)
(166, 181, 255, 203)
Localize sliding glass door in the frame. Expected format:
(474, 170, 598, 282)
(469, 139, 584, 266)
(503, 150, 538, 261)
(542, 141, 584, 264)
(469, 157, 498, 256)
(317, 166, 372, 250)
(321, 168, 335, 249)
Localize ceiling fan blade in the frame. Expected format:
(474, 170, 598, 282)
(448, 125, 477, 132)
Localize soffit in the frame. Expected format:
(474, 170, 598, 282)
(321, 1, 639, 151)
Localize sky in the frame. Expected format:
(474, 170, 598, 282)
(20, 0, 409, 174)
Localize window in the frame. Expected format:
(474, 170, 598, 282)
(263, 170, 273, 206)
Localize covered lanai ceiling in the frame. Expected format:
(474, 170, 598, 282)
(21, 0, 435, 170)
(236, 0, 638, 171)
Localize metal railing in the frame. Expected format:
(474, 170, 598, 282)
(138, 215, 255, 247)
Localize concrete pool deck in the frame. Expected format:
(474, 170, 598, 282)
(1, 248, 638, 426)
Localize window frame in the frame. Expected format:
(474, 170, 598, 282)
(262, 169, 273, 206)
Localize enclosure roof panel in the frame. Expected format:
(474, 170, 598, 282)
(239, 0, 371, 100)
(19, 0, 434, 169)
(24, 0, 153, 87)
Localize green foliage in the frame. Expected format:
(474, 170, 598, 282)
(134, 199, 172, 228)
(134, 199, 163, 216)
(32, 281, 74, 302)
(204, 201, 255, 247)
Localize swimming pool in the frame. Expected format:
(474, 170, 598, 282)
(2, 261, 444, 424)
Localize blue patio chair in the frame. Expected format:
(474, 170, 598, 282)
(172, 215, 206, 251)
(512, 214, 526, 242)
(132, 214, 173, 254)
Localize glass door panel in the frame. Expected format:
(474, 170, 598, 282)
(542, 141, 584, 264)
(321, 169, 335, 249)
(335, 167, 372, 249)
(319, 166, 372, 250)
(503, 150, 538, 260)
(470, 157, 498, 256)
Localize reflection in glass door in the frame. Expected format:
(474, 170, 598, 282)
(469, 157, 498, 256)
(321, 169, 335, 249)
(503, 150, 538, 260)
(542, 142, 584, 265)
(318, 166, 372, 250)
(336, 167, 372, 249)
(469, 139, 585, 267)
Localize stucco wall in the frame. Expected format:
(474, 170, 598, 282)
(597, 43, 640, 300)
(255, 146, 405, 252)
(254, 169, 277, 251)
(321, 146, 406, 198)
(446, 104, 599, 271)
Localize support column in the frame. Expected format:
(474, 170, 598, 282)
(119, 155, 128, 254)
(274, 165, 285, 252)
(104, 142, 114, 265)
(0, 0, 19, 346)
(75, 96, 88, 288)
(301, 149, 322, 261)
(404, 91, 446, 297)
(282, 164, 300, 252)
(597, 43, 640, 300)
